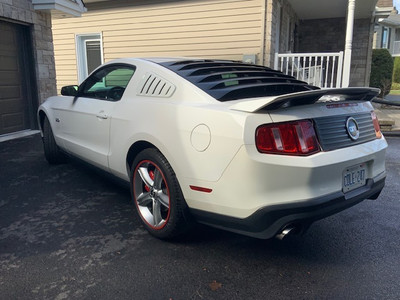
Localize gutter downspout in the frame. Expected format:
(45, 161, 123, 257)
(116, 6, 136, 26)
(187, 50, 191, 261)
(260, 0, 267, 65)
(342, 0, 356, 87)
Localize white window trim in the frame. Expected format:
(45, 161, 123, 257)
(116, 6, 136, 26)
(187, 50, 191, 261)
(75, 33, 104, 84)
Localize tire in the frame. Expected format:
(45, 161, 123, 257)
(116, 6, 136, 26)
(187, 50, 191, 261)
(131, 148, 193, 239)
(43, 117, 66, 164)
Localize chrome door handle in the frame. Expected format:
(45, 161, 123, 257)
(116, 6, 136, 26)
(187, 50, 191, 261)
(96, 111, 108, 119)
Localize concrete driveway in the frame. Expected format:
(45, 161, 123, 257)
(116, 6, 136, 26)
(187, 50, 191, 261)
(1, 134, 399, 299)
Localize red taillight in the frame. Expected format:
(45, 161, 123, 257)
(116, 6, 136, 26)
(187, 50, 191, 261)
(371, 111, 382, 139)
(256, 120, 320, 155)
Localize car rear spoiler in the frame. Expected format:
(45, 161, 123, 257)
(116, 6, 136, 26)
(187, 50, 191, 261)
(229, 87, 380, 113)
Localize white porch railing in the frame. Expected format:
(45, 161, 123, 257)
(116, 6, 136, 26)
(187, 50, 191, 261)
(393, 41, 400, 56)
(274, 52, 344, 88)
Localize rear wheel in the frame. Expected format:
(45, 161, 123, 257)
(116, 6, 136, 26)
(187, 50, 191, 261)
(131, 148, 193, 239)
(43, 117, 65, 164)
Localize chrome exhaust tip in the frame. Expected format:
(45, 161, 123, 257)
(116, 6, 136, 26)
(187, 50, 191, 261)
(275, 226, 296, 240)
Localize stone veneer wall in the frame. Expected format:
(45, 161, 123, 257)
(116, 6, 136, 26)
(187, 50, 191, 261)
(262, 0, 277, 66)
(278, 0, 298, 53)
(263, 0, 298, 67)
(0, 0, 56, 103)
(297, 18, 346, 53)
(351, 18, 373, 88)
(298, 17, 373, 87)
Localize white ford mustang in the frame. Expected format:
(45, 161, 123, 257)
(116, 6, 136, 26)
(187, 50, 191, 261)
(38, 58, 387, 240)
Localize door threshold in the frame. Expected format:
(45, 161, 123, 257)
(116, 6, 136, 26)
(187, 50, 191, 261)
(0, 130, 40, 143)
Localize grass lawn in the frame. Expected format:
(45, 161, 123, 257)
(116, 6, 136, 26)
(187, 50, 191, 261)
(391, 83, 400, 95)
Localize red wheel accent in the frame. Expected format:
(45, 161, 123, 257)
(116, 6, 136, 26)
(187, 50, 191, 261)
(133, 160, 171, 230)
(144, 170, 155, 192)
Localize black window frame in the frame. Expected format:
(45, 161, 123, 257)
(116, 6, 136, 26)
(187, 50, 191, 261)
(77, 63, 136, 102)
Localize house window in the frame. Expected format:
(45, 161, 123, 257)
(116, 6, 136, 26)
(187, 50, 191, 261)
(85, 40, 102, 75)
(76, 34, 103, 83)
(381, 27, 391, 49)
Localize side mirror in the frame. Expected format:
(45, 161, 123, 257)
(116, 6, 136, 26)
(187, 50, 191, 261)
(61, 85, 78, 96)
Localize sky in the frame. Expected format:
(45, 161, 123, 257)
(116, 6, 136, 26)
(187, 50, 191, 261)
(395, 0, 400, 10)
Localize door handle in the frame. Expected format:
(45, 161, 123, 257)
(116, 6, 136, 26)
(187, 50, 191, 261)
(96, 111, 108, 119)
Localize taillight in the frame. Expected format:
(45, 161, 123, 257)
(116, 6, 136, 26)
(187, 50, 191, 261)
(371, 111, 382, 139)
(256, 120, 320, 155)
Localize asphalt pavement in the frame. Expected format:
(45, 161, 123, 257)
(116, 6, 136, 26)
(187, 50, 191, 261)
(0, 134, 399, 299)
(384, 94, 400, 103)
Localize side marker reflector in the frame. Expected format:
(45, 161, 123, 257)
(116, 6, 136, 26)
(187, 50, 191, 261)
(190, 185, 212, 193)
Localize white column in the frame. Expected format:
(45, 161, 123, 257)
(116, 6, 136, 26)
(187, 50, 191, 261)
(342, 0, 356, 87)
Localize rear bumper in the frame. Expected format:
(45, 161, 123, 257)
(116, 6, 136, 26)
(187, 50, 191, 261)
(190, 176, 385, 239)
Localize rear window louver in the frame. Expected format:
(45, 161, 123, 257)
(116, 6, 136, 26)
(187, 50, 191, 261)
(159, 59, 318, 101)
(137, 73, 175, 97)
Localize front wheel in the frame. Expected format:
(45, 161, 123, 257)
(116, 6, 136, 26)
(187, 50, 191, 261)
(42, 117, 65, 164)
(131, 148, 193, 239)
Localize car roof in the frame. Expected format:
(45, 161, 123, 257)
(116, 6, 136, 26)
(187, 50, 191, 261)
(156, 59, 319, 101)
(106, 57, 319, 102)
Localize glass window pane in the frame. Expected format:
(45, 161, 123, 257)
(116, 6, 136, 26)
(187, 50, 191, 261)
(105, 68, 135, 88)
(382, 28, 389, 49)
(80, 65, 135, 101)
(85, 40, 102, 75)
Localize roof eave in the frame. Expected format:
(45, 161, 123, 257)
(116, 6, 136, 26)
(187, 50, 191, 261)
(32, 0, 87, 18)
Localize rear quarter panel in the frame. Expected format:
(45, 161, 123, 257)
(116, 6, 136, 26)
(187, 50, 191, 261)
(107, 63, 251, 187)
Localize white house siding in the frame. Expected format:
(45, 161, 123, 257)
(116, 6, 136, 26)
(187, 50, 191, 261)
(52, 0, 263, 90)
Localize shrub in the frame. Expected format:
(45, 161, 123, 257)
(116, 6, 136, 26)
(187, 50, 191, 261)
(393, 56, 400, 83)
(391, 82, 400, 90)
(369, 49, 393, 96)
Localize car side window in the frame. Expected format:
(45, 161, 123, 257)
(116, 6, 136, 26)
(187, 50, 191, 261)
(78, 64, 136, 101)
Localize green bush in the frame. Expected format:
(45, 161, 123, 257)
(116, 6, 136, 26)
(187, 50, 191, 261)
(369, 49, 393, 96)
(393, 57, 400, 83)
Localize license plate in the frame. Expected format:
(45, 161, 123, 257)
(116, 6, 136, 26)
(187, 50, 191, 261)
(342, 163, 366, 193)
